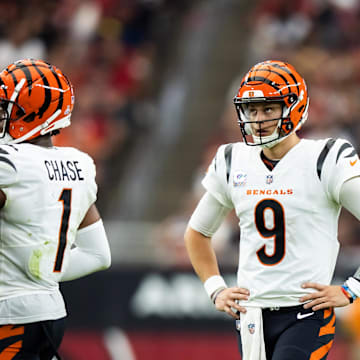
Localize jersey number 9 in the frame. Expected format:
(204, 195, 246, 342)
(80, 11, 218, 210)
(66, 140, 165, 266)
(255, 199, 285, 266)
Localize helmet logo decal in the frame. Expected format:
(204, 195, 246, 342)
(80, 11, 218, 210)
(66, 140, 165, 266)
(242, 90, 265, 98)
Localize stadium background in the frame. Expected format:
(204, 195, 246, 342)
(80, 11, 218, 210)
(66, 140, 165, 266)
(1, 0, 360, 358)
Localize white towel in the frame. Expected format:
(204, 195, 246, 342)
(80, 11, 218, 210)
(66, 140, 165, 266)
(240, 307, 266, 360)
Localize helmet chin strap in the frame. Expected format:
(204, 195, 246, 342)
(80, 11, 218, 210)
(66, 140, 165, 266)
(250, 115, 295, 149)
(259, 134, 288, 149)
(251, 119, 283, 148)
(252, 130, 279, 148)
(257, 130, 289, 149)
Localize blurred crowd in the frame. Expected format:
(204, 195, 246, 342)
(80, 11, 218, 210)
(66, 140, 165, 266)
(0, 0, 177, 210)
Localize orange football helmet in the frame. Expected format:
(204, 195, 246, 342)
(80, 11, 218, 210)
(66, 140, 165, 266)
(233, 60, 309, 147)
(0, 59, 74, 144)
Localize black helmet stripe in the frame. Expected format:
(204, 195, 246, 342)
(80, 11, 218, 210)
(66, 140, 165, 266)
(13, 63, 33, 96)
(49, 68, 63, 111)
(10, 71, 18, 88)
(256, 67, 291, 94)
(246, 76, 282, 94)
(8, 63, 50, 72)
(31, 60, 51, 119)
(271, 63, 300, 95)
(0, 77, 8, 98)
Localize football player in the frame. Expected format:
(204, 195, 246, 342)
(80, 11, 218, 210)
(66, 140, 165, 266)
(0, 59, 111, 359)
(184, 60, 360, 359)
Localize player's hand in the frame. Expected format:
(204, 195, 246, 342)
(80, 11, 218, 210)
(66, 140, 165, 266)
(299, 282, 350, 311)
(214, 286, 249, 319)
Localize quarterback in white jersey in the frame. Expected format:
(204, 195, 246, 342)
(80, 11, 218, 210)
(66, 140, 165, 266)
(0, 59, 111, 360)
(185, 60, 360, 360)
(202, 137, 360, 308)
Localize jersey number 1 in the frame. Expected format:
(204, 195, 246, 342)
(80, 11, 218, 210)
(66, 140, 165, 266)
(255, 199, 285, 266)
(54, 189, 72, 272)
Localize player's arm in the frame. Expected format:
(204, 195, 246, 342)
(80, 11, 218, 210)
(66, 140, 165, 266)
(300, 176, 360, 309)
(60, 203, 111, 281)
(337, 176, 360, 300)
(184, 192, 249, 319)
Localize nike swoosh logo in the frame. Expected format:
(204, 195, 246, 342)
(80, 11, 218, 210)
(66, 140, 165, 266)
(350, 159, 358, 166)
(297, 312, 314, 320)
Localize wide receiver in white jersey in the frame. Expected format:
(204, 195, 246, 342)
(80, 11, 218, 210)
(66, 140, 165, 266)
(184, 60, 360, 360)
(0, 59, 111, 359)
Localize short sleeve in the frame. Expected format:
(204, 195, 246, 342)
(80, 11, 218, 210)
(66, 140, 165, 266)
(321, 139, 360, 204)
(202, 144, 233, 209)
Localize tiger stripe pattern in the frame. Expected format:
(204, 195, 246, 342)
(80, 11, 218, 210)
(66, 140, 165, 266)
(0, 59, 74, 143)
(0, 325, 24, 360)
(309, 309, 335, 360)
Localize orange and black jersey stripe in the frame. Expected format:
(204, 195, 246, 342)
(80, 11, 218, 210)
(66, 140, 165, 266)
(0, 319, 65, 360)
(310, 308, 335, 360)
(0, 325, 24, 360)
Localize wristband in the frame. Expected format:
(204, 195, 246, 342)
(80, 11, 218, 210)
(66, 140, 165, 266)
(346, 277, 360, 298)
(204, 275, 227, 299)
(341, 284, 356, 304)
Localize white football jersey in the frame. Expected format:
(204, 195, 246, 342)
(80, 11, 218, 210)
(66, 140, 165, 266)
(202, 138, 360, 307)
(0, 143, 97, 323)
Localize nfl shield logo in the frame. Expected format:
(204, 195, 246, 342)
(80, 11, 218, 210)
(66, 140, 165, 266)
(266, 175, 273, 184)
(248, 323, 255, 334)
